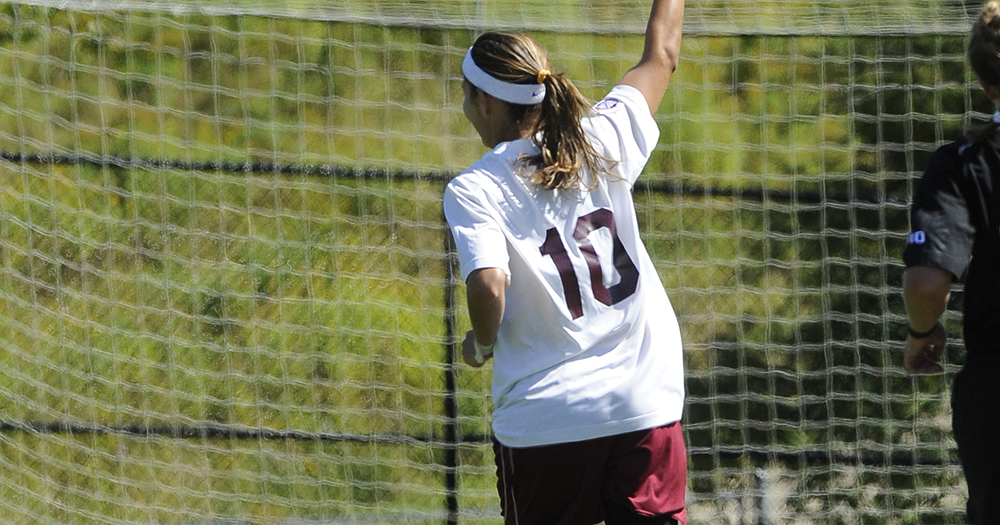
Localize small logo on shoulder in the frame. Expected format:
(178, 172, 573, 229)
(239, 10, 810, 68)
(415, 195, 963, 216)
(594, 98, 620, 111)
(907, 231, 927, 245)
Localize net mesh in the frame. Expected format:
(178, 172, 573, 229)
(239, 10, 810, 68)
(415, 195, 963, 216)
(0, 1, 979, 523)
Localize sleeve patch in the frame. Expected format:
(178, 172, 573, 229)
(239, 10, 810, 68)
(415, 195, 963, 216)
(593, 98, 621, 111)
(907, 230, 927, 245)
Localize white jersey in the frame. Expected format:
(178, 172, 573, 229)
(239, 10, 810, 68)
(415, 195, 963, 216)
(443, 85, 684, 448)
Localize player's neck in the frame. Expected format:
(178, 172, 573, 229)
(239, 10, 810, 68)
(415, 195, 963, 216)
(483, 115, 538, 148)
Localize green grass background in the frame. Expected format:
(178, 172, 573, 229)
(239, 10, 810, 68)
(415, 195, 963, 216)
(0, 1, 978, 523)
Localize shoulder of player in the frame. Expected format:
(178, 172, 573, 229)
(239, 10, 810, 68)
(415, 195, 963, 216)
(942, 136, 1000, 183)
(445, 162, 509, 208)
(588, 85, 657, 128)
(450, 141, 535, 186)
(450, 161, 503, 190)
(914, 139, 999, 204)
(592, 84, 647, 114)
(923, 139, 975, 177)
(945, 132, 1000, 164)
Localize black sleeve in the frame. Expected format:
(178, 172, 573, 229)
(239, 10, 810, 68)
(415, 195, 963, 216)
(902, 144, 975, 281)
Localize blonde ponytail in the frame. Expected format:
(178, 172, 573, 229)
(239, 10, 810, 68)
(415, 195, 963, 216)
(469, 32, 607, 190)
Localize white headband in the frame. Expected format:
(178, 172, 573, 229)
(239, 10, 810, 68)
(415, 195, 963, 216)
(462, 47, 546, 105)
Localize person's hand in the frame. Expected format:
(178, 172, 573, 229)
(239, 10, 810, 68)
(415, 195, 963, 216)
(461, 330, 493, 367)
(903, 322, 946, 374)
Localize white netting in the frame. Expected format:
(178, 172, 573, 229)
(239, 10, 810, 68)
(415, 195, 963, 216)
(11, 0, 977, 35)
(0, 1, 978, 523)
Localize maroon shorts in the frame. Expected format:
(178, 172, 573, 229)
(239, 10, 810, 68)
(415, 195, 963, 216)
(492, 421, 687, 525)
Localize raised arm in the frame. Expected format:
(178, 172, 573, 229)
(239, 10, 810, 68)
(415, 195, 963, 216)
(618, 0, 685, 114)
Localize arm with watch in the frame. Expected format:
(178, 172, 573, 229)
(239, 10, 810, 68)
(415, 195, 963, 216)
(902, 265, 952, 374)
(462, 267, 507, 367)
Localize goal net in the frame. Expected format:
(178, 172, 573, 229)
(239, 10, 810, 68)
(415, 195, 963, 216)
(0, 0, 976, 523)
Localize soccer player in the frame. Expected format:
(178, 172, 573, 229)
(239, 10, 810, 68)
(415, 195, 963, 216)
(902, 2, 1000, 523)
(442, 1, 686, 524)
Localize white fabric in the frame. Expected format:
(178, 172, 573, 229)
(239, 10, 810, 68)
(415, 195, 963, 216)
(462, 47, 546, 105)
(992, 109, 1000, 124)
(443, 84, 685, 448)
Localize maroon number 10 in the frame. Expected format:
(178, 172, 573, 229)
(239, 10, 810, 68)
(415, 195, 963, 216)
(538, 208, 639, 319)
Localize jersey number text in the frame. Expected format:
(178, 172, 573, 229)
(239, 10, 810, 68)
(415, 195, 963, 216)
(539, 209, 639, 319)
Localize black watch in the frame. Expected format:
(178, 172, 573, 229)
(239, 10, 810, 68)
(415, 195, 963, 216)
(907, 322, 939, 339)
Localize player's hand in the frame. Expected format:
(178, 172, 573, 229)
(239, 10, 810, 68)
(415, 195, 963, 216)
(903, 323, 946, 374)
(461, 330, 493, 367)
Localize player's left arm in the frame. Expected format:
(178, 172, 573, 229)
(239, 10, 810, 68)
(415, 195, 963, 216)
(902, 265, 952, 374)
(901, 147, 972, 374)
(463, 267, 507, 367)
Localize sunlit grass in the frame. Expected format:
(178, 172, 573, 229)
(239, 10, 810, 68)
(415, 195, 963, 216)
(0, 2, 973, 523)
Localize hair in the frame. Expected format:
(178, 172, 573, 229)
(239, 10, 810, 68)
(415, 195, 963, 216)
(469, 32, 606, 190)
(967, 1, 1000, 142)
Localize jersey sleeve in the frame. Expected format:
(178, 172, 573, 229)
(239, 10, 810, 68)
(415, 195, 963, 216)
(443, 175, 511, 283)
(584, 84, 661, 185)
(902, 144, 975, 280)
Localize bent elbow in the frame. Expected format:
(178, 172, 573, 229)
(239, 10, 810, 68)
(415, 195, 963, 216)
(467, 267, 508, 302)
(903, 266, 952, 303)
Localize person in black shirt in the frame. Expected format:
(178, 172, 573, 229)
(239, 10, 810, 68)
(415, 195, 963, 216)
(902, 2, 1000, 523)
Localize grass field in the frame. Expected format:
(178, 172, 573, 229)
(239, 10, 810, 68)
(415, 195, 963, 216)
(0, 1, 976, 523)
